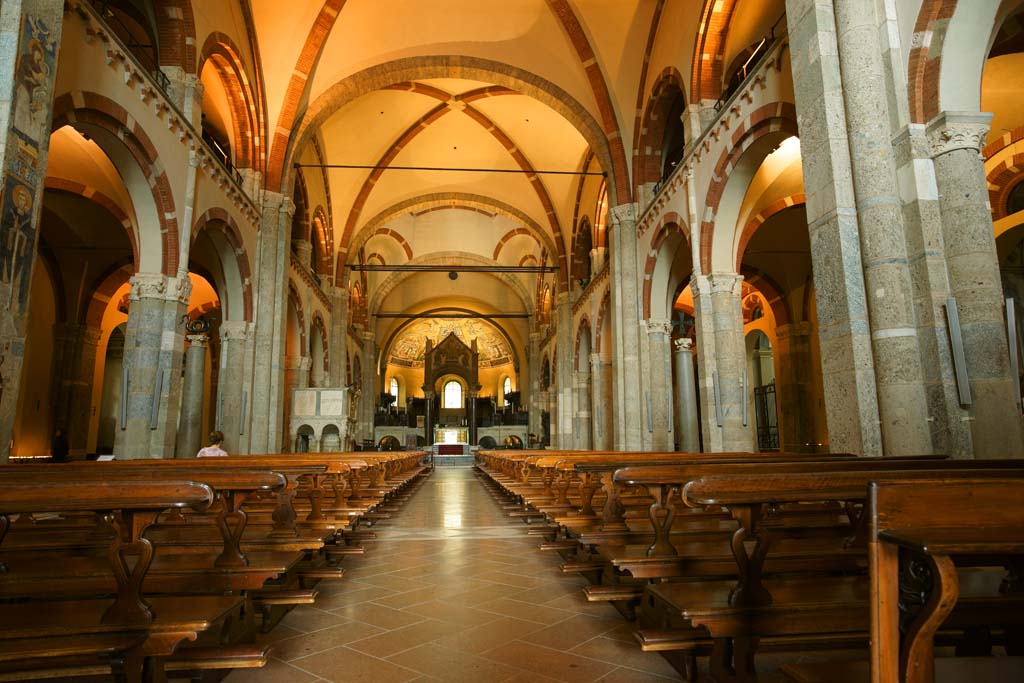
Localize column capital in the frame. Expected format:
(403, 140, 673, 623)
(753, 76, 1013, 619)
(707, 272, 744, 296)
(609, 203, 638, 227)
(262, 191, 293, 215)
(646, 318, 674, 336)
(219, 320, 252, 341)
(774, 321, 813, 340)
(673, 337, 694, 352)
(186, 334, 209, 347)
(926, 111, 993, 158)
(129, 273, 191, 305)
(361, 329, 376, 343)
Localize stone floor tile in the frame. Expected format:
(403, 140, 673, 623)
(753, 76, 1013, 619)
(222, 657, 321, 683)
(521, 614, 623, 651)
(272, 621, 386, 661)
(289, 646, 421, 683)
(570, 636, 681, 677)
(345, 617, 469, 658)
(482, 641, 618, 683)
(386, 643, 521, 683)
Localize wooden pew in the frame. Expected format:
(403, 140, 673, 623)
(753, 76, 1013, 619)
(782, 477, 1024, 683)
(0, 478, 246, 683)
(619, 461, 1024, 681)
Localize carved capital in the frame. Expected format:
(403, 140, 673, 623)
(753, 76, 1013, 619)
(609, 203, 637, 228)
(219, 320, 251, 342)
(646, 318, 674, 337)
(926, 111, 992, 158)
(708, 272, 744, 296)
(674, 337, 694, 352)
(186, 334, 209, 347)
(129, 273, 191, 304)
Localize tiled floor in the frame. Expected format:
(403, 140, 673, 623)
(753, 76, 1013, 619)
(226, 467, 682, 682)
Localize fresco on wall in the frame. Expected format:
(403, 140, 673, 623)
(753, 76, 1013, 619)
(388, 318, 513, 369)
(1, 15, 57, 314)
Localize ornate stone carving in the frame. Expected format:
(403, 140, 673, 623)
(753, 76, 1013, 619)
(646, 319, 674, 337)
(219, 321, 251, 342)
(674, 337, 694, 352)
(186, 334, 209, 348)
(129, 273, 192, 304)
(926, 112, 992, 158)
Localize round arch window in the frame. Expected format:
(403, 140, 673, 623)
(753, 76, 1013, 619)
(442, 380, 463, 409)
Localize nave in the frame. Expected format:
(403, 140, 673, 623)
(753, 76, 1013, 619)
(234, 467, 681, 683)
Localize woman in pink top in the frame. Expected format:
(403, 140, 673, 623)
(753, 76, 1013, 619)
(196, 431, 228, 458)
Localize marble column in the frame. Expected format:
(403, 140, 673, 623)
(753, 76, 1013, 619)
(51, 324, 101, 456)
(359, 330, 377, 443)
(610, 204, 644, 450)
(468, 391, 479, 446)
(590, 354, 613, 450)
(928, 112, 1024, 457)
(774, 323, 817, 453)
(574, 367, 592, 450)
(328, 286, 348, 387)
(175, 333, 208, 458)
(646, 319, 674, 450)
(0, 0, 65, 461)
(833, 0, 933, 456)
(218, 321, 251, 454)
(555, 293, 574, 449)
(292, 240, 313, 272)
(673, 338, 700, 452)
(589, 248, 607, 279)
(528, 332, 543, 442)
(423, 391, 434, 445)
(705, 274, 754, 451)
(249, 193, 290, 453)
(785, 0, 882, 455)
(115, 273, 191, 459)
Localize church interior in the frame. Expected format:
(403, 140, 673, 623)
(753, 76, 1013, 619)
(2, 0, 1024, 681)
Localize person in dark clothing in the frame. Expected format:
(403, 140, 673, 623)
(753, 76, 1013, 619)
(51, 428, 69, 462)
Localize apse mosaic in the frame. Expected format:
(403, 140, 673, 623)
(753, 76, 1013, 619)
(388, 318, 513, 369)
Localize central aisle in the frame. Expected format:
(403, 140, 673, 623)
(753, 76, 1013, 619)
(231, 467, 680, 683)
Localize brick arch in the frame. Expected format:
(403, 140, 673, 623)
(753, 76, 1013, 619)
(84, 263, 134, 330)
(192, 207, 254, 321)
(636, 67, 687, 190)
(311, 205, 333, 276)
(336, 85, 568, 290)
(493, 228, 543, 261)
(989, 155, 1024, 222)
(348, 193, 558, 283)
(741, 266, 791, 326)
(630, 0, 669, 196)
(291, 169, 310, 242)
(155, 0, 197, 74)
(366, 252, 386, 265)
(43, 177, 139, 270)
(594, 291, 611, 354)
(282, 55, 623, 212)
(699, 102, 799, 273)
(51, 92, 180, 276)
(908, 0, 959, 124)
(570, 216, 593, 284)
(364, 228, 413, 260)
(735, 194, 807, 271)
(642, 212, 688, 319)
(691, 0, 742, 105)
(198, 32, 261, 169)
(310, 312, 330, 377)
(519, 254, 539, 266)
(286, 280, 308, 355)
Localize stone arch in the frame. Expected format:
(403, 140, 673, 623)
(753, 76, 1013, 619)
(571, 217, 593, 285)
(734, 194, 807, 271)
(51, 92, 180, 276)
(197, 31, 261, 169)
(741, 266, 791, 326)
(908, 0, 1016, 123)
(191, 208, 254, 321)
(43, 177, 139, 270)
(699, 103, 799, 273)
(287, 280, 307, 356)
(366, 252, 386, 266)
(637, 67, 688, 190)
(594, 291, 611, 354)
(83, 263, 134, 330)
(310, 312, 329, 384)
(291, 169, 310, 242)
(280, 55, 624, 208)
(574, 317, 592, 370)
(364, 228, 413, 261)
(643, 213, 689, 320)
(311, 205, 333, 276)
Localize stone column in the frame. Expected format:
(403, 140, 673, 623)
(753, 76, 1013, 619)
(554, 293, 574, 449)
(645, 319, 674, 450)
(468, 391, 478, 446)
(0, 0, 65, 461)
(528, 332, 543, 441)
(50, 324, 101, 456)
(249, 193, 290, 453)
(589, 248, 607, 278)
(833, 0, 933, 456)
(175, 333, 208, 458)
(328, 286, 348, 387)
(590, 354, 613, 450)
(423, 390, 434, 445)
(673, 338, 700, 452)
(574, 365, 592, 450)
(785, 0, 882, 455)
(292, 240, 313, 272)
(359, 330, 376, 443)
(115, 273, 191, 459)
(610, 204, 643, 450)
(218, 320, 250, 454)
(160, 69, 203, 128)
(773, 323, 817, 453)
(928, 112, 1024, 457)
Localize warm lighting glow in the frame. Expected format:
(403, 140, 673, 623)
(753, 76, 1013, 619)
(768, 136, 801, 164)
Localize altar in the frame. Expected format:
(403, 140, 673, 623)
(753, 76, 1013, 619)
(433, 427, 469, 445)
